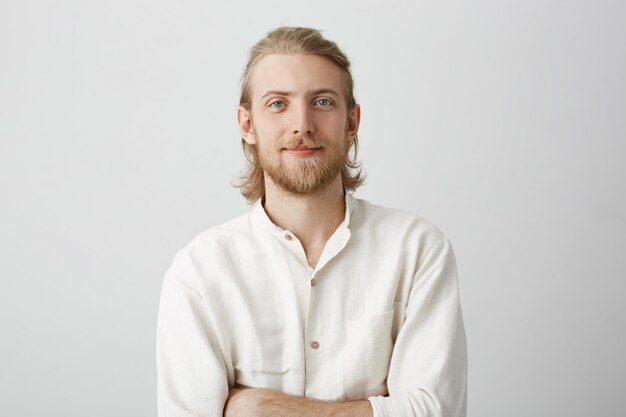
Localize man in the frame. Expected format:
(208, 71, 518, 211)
(157, 27, 467, 417)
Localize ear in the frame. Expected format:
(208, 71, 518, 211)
(238, 106, 256, 145)
(346, 103, 361, 140)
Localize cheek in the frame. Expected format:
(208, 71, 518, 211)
(256, 136, 281, 156)
(322, 114, 347, 134)
(255, 121, 286, 141)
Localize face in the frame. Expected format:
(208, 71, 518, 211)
(238, 54, 360, 195)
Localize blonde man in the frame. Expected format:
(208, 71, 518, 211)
(157, 27, 467, 417)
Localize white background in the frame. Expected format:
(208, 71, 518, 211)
(1, 1, 625, 416)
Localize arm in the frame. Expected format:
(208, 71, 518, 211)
(157, 269, 229, 417)
(224, 387, 373, 417)
(369, 237, 468, 417)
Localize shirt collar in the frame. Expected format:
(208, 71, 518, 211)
(250, 189, 355, 234)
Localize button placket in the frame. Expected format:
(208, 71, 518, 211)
(304, 267, 324, 394)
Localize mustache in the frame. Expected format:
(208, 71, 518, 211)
(281, 136, 324, 149)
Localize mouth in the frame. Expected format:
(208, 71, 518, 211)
(282, 145, 322, 157)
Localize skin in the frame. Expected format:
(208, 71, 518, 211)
(238, 53, 361, 268)
(224, 387, 373, 417)
(233, 54, 372, 417)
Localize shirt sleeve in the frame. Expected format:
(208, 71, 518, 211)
(156, 269, 229, 417)
(368, 236, 468, 417)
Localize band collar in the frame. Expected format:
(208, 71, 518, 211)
(250, 189, 355, 234)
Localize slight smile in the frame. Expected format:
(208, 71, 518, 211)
(282, 146, 322, 157)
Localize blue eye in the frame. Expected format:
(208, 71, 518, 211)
(270, 101, 284, 108)
(317, 98, 331, 106)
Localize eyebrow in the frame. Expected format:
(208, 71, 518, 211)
(259, 88, 341, 101)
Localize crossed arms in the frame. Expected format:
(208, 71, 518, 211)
(224, 387, 373, 417)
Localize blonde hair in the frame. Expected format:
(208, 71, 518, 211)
(237, 26, 365, 203)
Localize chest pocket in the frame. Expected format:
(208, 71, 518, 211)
(233, 315, 294, 389)
(344, 304, 400, 400)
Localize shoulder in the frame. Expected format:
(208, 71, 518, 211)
(350, 195, 449, 245)
(165, 210, 253, 287)
(350, 197, 450, 253)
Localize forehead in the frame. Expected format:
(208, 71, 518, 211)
(249, 54, 345, 100)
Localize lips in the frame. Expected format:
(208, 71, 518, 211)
(282, 145, 322, 157)
(285, 146, 320, 150)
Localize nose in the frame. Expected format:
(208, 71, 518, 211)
(290, 104, 315, 136)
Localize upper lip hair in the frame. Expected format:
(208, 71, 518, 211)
(283, 144, 322, 150)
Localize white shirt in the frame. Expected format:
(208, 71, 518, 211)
(157, 192, 467, 417)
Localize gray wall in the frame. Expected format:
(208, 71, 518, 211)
(1, 1, 624, 416)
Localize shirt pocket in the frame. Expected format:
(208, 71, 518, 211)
(344, 305, 396, 400)
(234, 320, 293, 389)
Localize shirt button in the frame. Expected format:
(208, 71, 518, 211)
(310, 279, 316, 287)
(284, 234, 293, 241)
(310, 341, 320, 349)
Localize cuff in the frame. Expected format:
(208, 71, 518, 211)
(368, 391, 441, 417)
(368, 395, 407, 417)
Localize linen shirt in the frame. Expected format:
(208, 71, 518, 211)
(157, 192, 467, 417)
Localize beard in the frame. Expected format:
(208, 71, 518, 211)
(255, 131, 350, 195)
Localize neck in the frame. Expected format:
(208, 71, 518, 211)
(262, 175, 346, 258)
